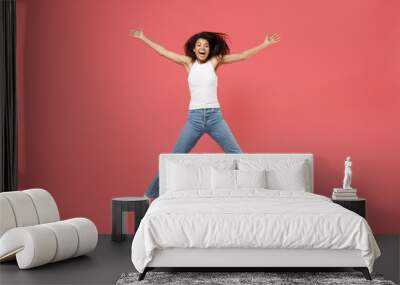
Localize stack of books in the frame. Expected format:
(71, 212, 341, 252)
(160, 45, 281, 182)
(332, 188, 358, 200)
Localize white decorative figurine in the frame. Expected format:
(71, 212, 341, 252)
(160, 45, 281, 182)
(342, 156, 352, 189)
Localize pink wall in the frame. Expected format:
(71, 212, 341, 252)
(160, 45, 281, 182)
(16, 0, 400, 234)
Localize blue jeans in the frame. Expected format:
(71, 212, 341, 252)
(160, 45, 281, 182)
(144, 108, 242, 198)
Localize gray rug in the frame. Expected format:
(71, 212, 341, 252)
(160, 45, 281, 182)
(116, 271, 396, 285)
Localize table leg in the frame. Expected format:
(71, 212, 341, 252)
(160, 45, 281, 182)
(122, 211, 127, 234)
(112, 202, 125, 242)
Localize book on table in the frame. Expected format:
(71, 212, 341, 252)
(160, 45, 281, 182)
(332, 188, 358, 200)
(333, 188, 357, 193)
(332, 194, 359, 200)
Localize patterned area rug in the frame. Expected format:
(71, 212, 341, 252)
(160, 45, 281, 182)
(116, 271, 396, 285)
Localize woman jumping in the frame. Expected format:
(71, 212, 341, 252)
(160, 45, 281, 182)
(128, 30, 280, 198)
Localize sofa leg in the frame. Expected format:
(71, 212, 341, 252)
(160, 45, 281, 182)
(138, 268, 148, 281)
(354, 267, 371, 280)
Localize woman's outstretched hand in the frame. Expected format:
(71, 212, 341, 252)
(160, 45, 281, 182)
(129, 29, 144, 39)
(264, 33, 280, 46)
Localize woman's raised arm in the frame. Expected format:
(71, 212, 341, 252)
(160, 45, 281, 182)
(129, 29, 190, 65)
(220, 33, 281, 65)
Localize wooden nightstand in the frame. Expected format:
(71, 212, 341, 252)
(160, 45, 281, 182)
(332, 198, 366, 218)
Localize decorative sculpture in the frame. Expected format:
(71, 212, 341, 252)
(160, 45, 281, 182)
(342, 156, 352, 189)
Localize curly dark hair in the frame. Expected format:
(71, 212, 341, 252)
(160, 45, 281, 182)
(184, 31, 231, 63)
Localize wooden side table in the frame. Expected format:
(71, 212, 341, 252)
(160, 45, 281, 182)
(332, 198, 366, 218)
(112, 197, 149, 242)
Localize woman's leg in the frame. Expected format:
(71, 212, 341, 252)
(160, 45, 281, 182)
(207, 110, 242, 154)
(144, 113, 204, 198)
(171, 119, 204, 153)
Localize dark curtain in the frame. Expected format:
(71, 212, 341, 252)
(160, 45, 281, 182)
(0, 0, 18, 192)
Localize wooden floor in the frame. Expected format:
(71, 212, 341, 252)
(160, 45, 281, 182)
(0, 235, 398, 285)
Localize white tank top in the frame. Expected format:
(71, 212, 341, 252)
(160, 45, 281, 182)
(187, 59, 220, 110)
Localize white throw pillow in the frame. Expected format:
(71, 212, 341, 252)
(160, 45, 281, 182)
(211, 168, 236, 190)
(167, 162, 211, 191)
(237, 169, 267, 188)
(166, 159, 236, 192)
(211, 168, 268, 190)
(237, 159, 307, 191)
(266, 167, 306, 191)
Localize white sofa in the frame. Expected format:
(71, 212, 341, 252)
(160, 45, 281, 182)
(0, 188, 98, 269)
